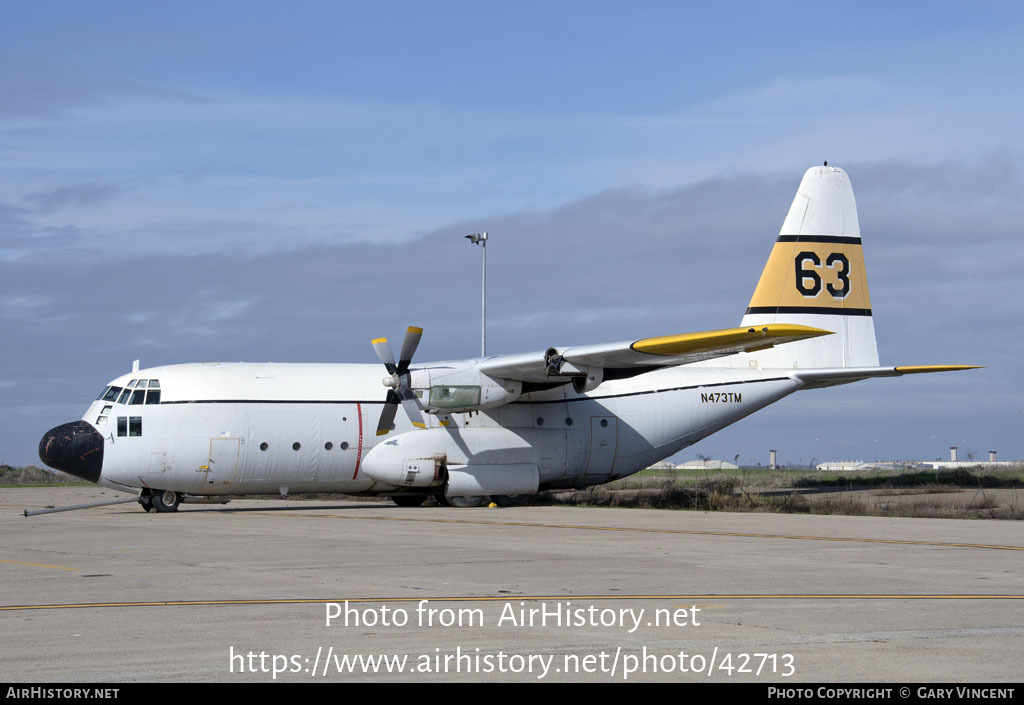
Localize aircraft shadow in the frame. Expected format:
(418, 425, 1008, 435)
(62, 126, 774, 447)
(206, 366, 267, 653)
(177, 502, 398, 514)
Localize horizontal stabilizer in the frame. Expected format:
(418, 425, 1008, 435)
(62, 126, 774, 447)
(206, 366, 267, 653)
(791, 365, 981, 389)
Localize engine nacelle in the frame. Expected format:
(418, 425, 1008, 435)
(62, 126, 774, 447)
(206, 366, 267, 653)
(544, 348, 604, 394)
(408, 365, 521, 413)
(570, 365, 604, 394)
(445, 464, 539, 497)
(361, 428, 545, 495)
(362, 452, 447, 489)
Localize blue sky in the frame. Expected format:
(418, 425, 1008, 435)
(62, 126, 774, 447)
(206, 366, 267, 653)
(2, 2, 1022, 466)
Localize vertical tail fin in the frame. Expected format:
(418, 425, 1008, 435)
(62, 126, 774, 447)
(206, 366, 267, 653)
(739, 166, 879, 369)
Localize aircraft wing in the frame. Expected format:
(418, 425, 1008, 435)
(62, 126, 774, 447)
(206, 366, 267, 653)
(478, 323, 833, 384)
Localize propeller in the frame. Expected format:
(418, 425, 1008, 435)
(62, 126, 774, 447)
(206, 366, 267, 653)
(372, 326, 427, 436)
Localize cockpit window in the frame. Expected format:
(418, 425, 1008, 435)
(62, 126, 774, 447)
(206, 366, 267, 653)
(99, 386, 123, 401)
(105, 379, 160, 404)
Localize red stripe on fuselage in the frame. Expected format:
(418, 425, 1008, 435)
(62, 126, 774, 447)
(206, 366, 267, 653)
(353, 402, 363, 479)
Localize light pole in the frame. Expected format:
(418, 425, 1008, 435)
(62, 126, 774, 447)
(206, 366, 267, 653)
(465, 232, 488, 357)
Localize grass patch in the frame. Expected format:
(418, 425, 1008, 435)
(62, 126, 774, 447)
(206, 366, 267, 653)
(544, 465, 1024, 519)
(793, 467, 1024, 489)
(0, 465, 86, 486)
(871, 485, 963, 496)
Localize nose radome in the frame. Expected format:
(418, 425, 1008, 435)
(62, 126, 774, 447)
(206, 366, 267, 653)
(38, 421, 104, 483)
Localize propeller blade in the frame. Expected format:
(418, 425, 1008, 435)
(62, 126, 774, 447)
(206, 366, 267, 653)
(375, 389, 400, 436)
(372, 337, 397, 374)
(399, 389, 427, 429)
(372, 327, 427, 434)
(397, 326, 422, 373)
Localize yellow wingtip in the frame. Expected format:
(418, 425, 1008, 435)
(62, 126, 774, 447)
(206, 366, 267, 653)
(895, 365, 983, 375)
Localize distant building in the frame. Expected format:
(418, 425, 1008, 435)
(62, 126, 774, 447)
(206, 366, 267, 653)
(816, 460, 1018, 472)
(675, 460, 739, 471)
(647, 461, 677, 471)
(817, 461, 937, 472)
(923, 461, 1019, 470)
(815, 461, 873, 472)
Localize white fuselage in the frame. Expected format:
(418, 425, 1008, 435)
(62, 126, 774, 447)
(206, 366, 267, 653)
(84, 361, 802, 496)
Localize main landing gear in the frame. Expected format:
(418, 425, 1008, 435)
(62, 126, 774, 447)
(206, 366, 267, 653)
(139, 489, 181, 513)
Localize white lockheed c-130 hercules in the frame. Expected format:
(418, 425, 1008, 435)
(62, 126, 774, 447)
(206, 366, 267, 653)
(39, 165, 977, 512)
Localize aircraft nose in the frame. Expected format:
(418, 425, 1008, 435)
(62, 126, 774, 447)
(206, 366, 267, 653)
(38, 421, 104, 483)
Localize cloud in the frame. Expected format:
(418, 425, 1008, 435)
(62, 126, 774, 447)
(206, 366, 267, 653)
(0, 53, 210, 120)
(5, 156, 1018, 347)
(0, 294, 50, 320)
(26, 181, 121, 210)
(2, 66, 1021, 264)
(169, 296, 256, 335)
(0, 202, 89, 259)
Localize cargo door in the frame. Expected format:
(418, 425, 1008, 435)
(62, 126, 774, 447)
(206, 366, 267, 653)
(207, 438, 240, 484)
(585, 416, 617, 476)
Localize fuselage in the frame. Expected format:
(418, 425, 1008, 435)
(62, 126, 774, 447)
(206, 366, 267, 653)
(45, 360, 802, 497)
